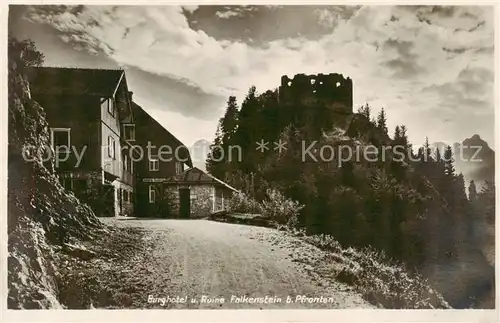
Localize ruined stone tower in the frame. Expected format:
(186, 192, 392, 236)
(278, 73, 353, 113)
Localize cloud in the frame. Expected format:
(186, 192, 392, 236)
(422, 65, 494, 114)
(9, 9, 117, 69)
(134, 98, 219, 151)
(125, 65, 224, 120)
(213, 6, 260, 19)
(314, 8, 338, 28)
(381, 38, 420, 78)
(19, 5, 495, 146)
(187, 6, 360, 46)
(181, 6, 198, 14)
(215, 10, 241, 19)
(313, 6, 358, 29)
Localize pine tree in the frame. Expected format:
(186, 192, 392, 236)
(455, 173, 467, 200)
(220, 96, 239, 145)
(400, 125, 408, 145)
(393, 125, 401, 142)
(424, 137, 431, 158)
(233, 86, 260, 173)
(206, 124, 224, 178)
(435, 147, 442, 163)
(434, 146, 445, 175)
(398, 125, 411, 160)
(443, 145, 455, 178)
(468, 180, 478, 201)
(400, 125, 411, 150)
(418, 137, 432, 163)
(478, 181, 495, 224)
(357, 103, 371, 120)
(376, 108, 388, 134)
(391, 125, 405, 179)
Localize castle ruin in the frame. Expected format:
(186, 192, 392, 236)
(278, 73, 353, 114)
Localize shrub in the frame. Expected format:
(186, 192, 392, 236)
(296, 232, 450, 309)
(8, 37, 45, 69)
(262, 188, 304, 227)
(228, 192, 263, 214)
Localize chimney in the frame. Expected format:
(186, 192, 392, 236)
(128, 91, 133, 101)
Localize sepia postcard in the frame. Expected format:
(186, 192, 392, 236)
(2, 2, 499, 322)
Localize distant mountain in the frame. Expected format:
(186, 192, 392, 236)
(454, 135, 495, 188)
(431, 135, 495, 190)
(188, 139, 211, 171)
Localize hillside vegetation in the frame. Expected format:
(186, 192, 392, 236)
(207, 85, 495, 308)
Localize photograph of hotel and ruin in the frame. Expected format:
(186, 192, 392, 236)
(7, 5, 495, 310)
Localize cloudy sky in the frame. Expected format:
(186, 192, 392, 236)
(9, 5, 495, 152)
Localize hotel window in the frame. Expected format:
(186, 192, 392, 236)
(108, 98, 115, 117)
(149, 157, 159, 171)
(123, 154, 128, 171)
(123, 124, 135, 141)
(50, 128, 71, 160)
(149, 185, 156, 203)
(175, 162, 183, 174)
(108, 136, 116, 159)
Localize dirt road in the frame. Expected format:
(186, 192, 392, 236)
(98, 218, 372, 309)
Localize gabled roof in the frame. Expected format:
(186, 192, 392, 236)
(164, 167, 240, 192)
(28, 66, 125, 97)
(132, 101, 193, 168)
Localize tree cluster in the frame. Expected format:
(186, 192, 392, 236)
(207, 84, 495, 277)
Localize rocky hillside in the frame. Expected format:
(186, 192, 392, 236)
(8, 38, 104, 308)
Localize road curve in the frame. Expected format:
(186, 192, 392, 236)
(104, 218, 373, 309)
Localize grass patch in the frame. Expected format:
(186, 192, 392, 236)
(286, 229, 451, 309)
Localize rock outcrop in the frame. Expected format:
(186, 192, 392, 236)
(8, 39, 104, 309)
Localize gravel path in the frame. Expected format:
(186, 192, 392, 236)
(100, 218, 373, 309)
